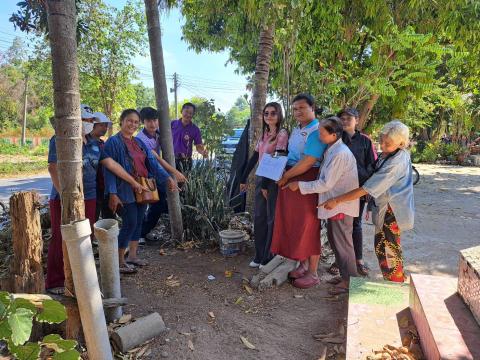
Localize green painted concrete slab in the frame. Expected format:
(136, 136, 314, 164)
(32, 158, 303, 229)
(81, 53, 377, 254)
(346, 277, 412, 359)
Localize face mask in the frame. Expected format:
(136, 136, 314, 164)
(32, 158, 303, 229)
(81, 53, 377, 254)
(82, 121, 94, 135)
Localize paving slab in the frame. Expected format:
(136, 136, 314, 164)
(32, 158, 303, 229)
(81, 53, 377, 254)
(410, 273, 480, 360)
(346, 277, 412, 359)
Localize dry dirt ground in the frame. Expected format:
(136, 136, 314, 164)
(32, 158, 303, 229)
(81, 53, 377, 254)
(120, 164, 480, 360)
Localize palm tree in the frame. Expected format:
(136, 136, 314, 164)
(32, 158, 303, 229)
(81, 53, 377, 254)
(144, 0, 184, 242)
(46, 0, 85, 296)
(246, 23, 275, 211)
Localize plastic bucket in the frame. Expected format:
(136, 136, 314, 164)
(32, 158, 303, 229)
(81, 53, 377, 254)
(219, 229, 246, 257)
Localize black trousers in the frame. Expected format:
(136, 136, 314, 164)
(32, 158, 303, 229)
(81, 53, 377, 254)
(253, 176, 278, 265)
(352, 198, 366, 260)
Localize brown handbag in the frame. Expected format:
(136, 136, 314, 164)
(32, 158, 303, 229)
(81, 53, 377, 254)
(135, 176, 160, 204)
(121, 136, 160, 205)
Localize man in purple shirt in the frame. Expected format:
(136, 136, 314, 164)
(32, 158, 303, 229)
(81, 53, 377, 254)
(171, 102, 207, 171)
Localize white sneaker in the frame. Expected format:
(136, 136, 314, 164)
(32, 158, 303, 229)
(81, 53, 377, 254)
(138, 238, 146, 245)
(249, 261, 260, 268)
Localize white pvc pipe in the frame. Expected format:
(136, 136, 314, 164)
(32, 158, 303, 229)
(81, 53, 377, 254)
(94, 219, 122, 322)
(61, 219, 113, 360)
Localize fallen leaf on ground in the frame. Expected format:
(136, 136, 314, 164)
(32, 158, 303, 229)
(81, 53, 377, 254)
(179, 332, 191, 336)
(320, 336, 344, 344)
(224, 270, 233, 278)
(313, 332, 335, 340)
(118, 314, 132, 324)
(165, 278, 181, 287)
(159, 249, 166, 256)
(167, 274, 174, 280)
(188, 339, 194, 351)
(234, 297, 244, 305)
(243, 284, 253, 295)
(208, 311, 215, 319)
(240, 336, 256, 350)
(317, 345, 327, 360)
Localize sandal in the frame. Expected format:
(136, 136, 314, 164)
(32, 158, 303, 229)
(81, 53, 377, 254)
(328, 286, 349, 296)
(326, 276, 343, 285)
(46, 287, 65, 295)
(328, 262, 340, 275)
(120, 263, 137, 274)
(126, 258, 148, 267)
(357, 263, 370, 277)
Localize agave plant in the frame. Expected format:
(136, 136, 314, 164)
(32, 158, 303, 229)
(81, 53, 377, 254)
(181, 159, 234, 246)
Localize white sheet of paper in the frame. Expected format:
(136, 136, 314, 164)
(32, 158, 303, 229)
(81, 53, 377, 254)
(255, 154, 288, 181)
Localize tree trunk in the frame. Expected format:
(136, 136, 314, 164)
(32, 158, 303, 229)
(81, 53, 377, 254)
(46, 0, 84, 340)
(357, 94, 380, 131)
(246, 23, 275, 213)
(144, 0, 184, 242)
(9, 191, 44, 294)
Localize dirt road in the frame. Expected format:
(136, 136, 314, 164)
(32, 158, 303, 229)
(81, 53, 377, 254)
(120, 164, 479, 359)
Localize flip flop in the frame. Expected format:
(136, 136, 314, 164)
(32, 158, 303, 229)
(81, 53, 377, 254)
(126, 258, 148, 267)
(327, 263, 340, 275)
(46, 287, 65, 295)
(357, 263, 370, 277)
(328, 286, 349, 296)
(326, 276, 343, 285)
(120, 263, 137, 274)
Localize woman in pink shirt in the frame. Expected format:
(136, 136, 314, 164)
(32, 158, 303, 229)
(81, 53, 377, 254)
(240, 102, 288, 267)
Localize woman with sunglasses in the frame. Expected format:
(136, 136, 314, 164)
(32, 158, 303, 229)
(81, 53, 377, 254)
(239, 102, 288, 267)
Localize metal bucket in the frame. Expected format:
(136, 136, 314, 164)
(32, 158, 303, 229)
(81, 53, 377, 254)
(219, 229, 246, 257)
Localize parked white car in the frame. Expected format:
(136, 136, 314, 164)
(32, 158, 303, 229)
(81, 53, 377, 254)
(221, 128, 244, 154)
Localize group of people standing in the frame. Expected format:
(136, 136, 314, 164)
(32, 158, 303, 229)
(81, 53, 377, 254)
(45, 93, 415, 295)
(46, 102, 206, 293)
(241, 93, 415, 293)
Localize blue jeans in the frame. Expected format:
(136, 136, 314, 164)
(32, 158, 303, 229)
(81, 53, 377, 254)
(141, 188, 168, 237)
(118, 202, 147, 249)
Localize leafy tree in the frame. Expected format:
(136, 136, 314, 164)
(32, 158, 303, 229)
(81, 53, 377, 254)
(225, 95, 250, 128)
(77, 0, 147, 122)
(134, 83, 156, 109)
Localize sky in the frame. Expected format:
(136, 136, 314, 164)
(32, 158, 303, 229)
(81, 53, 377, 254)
(0, 1, 249, 112)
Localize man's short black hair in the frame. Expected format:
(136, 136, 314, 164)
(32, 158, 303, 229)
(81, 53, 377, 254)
(140, 107, 159, 122)
(292, 93, 315, 107)
(181, 102, 196, 114)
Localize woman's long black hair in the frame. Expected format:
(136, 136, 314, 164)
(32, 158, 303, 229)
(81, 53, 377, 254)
(262, 102, 284, 137)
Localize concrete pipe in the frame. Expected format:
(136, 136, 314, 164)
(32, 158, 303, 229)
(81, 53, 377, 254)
(94, 219, 122, 322)
(111, 312, 167, 353)
(61, 219, 113, 360)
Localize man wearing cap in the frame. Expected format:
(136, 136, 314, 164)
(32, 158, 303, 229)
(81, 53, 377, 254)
(46, 105, 145, 294)
(90, 111, 115, 221)
(171, 102, 208, 172)
(331, 107, 377, 277)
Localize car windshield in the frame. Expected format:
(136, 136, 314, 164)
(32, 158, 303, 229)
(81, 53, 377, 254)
(233, 129, 243, 138)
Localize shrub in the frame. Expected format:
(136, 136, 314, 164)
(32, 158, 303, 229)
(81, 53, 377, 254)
(0, 291, 80, 359)
(412, 140, 468, 163)
(181, 160, 233, 245)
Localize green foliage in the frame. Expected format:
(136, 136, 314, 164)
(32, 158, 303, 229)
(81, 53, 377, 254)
(0, 161, 48, 176)
(225, 96, 250, 128)
(173, 97, 231, 154)
(77, 0, 147, 121)
(0, 291, 79, 360)
(181, 161, 233, 244)
(411, 140, 467, 163)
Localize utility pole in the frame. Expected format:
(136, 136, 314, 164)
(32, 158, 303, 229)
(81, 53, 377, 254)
(170, 72, 178, 119)
(21, 75, 28, 146)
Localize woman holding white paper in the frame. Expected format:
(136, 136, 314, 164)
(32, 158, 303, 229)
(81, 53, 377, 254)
(240, 102, 288, 267)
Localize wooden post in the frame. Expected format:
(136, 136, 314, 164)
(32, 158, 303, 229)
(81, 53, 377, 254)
(9, 191, 44, 294)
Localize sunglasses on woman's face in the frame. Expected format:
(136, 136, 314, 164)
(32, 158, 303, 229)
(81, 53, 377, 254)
(264, 111, 277, 116)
